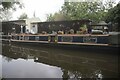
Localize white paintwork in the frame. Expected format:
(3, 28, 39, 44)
(25, 17, 40, 33)
(20, 25, 23, 33)
(92, 29, 103, 33)
(109, 32, 120, 35)
(31, 24, 38, 34)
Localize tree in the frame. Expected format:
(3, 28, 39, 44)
(61, 1, 115, 22)
(46, 14, 55, 21)
(46, 1, 115, 22)
(105, 3, 120, 31)
(46, 11, 65, 21)
(0, 0, 24, 21)
(53, 12, 65, 21)
(0, 9, 12, 21)
(18, 13, 28, 20)
(105, 3, 120, 23)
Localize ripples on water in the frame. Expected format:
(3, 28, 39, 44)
(1, 43, 119, 79)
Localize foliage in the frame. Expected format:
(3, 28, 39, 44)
(79, 24, 87, 34)
(0, 0, 24, 10)
(61, 1, 115, 22)
(0, 0, 24, 21)
(105, 3, 120, 23)
(46, 14, 55, 21)
(69, 29, 74, 34)
(46, 11, 65, 21)
(18, 13, 28, 20)
(0, 9, 12, 21)
(80, 24, 87, 30)
(105, 2, 120, 31)
(46, 1, 115, 22)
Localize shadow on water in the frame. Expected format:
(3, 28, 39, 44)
(1, 43, 119, 79)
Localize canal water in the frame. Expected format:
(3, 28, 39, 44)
(1, 43, 119, 79)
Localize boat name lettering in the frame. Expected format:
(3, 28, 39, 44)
(83, 36, 97, 43)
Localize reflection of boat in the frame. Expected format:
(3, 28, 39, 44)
(2, 44, 118, 78)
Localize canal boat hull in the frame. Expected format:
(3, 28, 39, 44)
(10, 39, 119, 53)
(2, 34, 119, 53)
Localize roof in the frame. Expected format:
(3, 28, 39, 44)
(2, 20, 25, 23)
(98, 21, 108, 25)
(31, 19, 91, 24)
(2, 20, 26, 26)
(90, 21, 108, 26)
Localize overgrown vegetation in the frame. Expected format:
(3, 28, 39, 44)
(18, 13, 28, 20)
(0, 0, 24, 21)
(46, 1, 116, 22)
(105, 3, 120, 31)
(46, 1, 119, 31)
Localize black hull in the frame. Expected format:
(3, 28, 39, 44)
(10, 40, 119, 54)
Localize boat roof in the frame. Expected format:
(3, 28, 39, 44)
(2, 20, 26, 26)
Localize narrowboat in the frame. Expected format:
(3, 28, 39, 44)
(1, 20, 119, 52)
(6, 33, 118, 53)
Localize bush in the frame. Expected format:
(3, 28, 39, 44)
(69, 29, 74, 34)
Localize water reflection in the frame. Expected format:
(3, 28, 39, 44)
(2, 44, 118, 79)
(0, 55, 2, 78)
